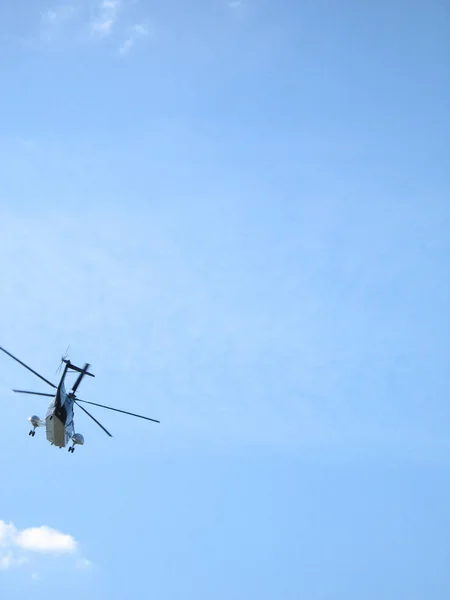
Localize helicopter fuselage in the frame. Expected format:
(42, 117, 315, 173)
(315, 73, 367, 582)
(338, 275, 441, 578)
(45, 382, 75, 448)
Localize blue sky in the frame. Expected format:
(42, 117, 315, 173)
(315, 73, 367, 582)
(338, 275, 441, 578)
(0, 0, 449, 598)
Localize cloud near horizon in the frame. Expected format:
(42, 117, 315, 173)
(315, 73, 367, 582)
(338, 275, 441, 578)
(0, 520, 87, 573)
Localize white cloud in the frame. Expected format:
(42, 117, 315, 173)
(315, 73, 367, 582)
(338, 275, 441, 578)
(0, 520, 87, 573)
(15, 526, 77, 554)
(91, 0, 121, 36)
(118, 22, 148, 55)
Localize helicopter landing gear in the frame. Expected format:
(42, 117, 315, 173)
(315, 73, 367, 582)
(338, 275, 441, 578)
(29, 430, 36, 437)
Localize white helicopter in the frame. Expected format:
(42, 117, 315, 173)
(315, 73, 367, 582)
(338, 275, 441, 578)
(0, 346, 160, 453)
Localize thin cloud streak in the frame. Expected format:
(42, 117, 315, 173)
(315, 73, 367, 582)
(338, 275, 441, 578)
(118, 22, 149, 55)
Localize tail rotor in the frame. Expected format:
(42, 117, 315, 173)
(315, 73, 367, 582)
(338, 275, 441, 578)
(56, 345, 70, 375)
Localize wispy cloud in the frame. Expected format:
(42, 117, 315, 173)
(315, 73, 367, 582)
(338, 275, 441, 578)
(0, 520, 88, 572)
(42, 5, 76, 25)
(39, 4, 77, 42)
(118, 22, 149, 55)
(0, 553, 29, 570)
(76, 558, 93, 571)
(91, 0, 121, 36)
(10, 1, 151, 55)
(226, 0, 249, 21)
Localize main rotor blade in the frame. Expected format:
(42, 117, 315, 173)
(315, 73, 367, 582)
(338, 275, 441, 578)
(75, 398, 160, 423)
(12, 389, 55, 397)
(71, 364, 89, 394)
(0, 347, 57, 389)
(74, 400, 113, 437)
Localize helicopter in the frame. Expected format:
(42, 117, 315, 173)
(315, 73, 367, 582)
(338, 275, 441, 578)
(0, 345, 160, 453)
